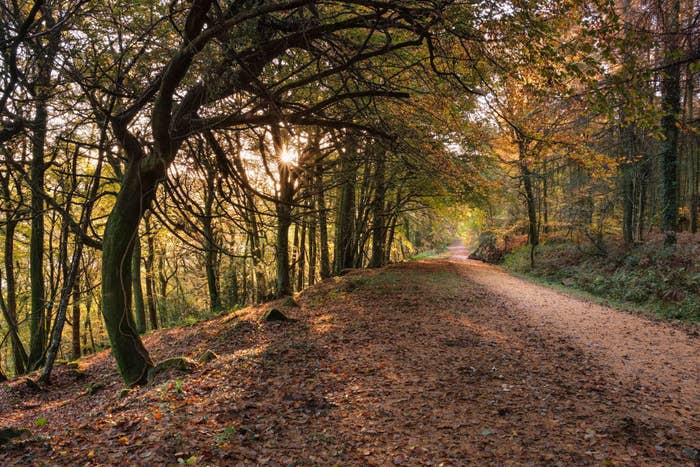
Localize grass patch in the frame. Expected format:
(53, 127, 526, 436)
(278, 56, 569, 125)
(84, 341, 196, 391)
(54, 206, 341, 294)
(411, 248, 450, 261)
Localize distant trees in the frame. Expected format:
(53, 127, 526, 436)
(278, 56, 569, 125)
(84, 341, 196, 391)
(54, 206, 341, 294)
(612, 0, 697, 245)
(476, 0, 699, 259)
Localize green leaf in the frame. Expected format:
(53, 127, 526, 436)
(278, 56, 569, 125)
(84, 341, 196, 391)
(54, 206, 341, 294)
(35, 417, 48, 427)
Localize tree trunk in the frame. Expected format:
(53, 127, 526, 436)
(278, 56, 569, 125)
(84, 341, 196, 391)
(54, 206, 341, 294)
(273, 125, 294, 298)
(1, 217, 27, 375)
(71, 275, 81, 360)
(307, 203, 317, 286)
(622, 167, 634, 244)
(227, 266, 239, 306)
(132, 235, 147, 334)
(317, 167, 331, 279)
(519, 140, 538, 267)
(296, 219, 307, 291)
(542, 157, 549, 234)
(636, 158, 649, 240)
(101, 160, 155, 386)
(384, 201, 399, 264)
(686, 59, 697, 233)
(144, 216, 158, 329)
(158, 254, 168, 325)
(620, 0, 636, 244)
(291, 221, 299, 288)
(40, 238, 84, 383)
(370, 148, 386, 268)
(203, 184, 221, 312)
(28, 100, 47, 371)
(334, 138, 357, 274)
(275, 166, 293, 297)
(85, 310, 95, 355)
(660, 0, 681, 245)
(520, 168, 538, 247)
(247, 230, 266, 303)
(204, 238, 220, 312)
(27, 6, 60, 370)
(384, 190, 401, 265)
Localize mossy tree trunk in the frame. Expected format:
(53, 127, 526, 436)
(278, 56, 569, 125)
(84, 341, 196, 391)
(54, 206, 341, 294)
(71, 277, 81, 360)
(660, 0, 681, 245)
(1, 214, 27, 375)
(101, 158, 158, 386)
(203, 177, 221, 312)
(132, 235, 147, 334)
(101, 0, 214, 385)
(144, 215, 159, 329)
(28, 91, 48, 371)
(27, 4, 60, 371)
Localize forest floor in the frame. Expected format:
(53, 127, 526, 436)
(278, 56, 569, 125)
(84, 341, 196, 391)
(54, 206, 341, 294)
(1, 248, 699, 465)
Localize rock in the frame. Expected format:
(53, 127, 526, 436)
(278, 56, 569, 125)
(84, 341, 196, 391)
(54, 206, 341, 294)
(65, 361, 80, 370)
(682, 447, 699, 461)
(69, 369, 88, 380)
(84, 382, 105, 396)
(147, 357, 198, 384)
(197, 350, 218, 364)
(261, 308, 293, 322)
(281, 296, 300, 308)
(0, 427, 31, 445)
(157, 357, 198, 371)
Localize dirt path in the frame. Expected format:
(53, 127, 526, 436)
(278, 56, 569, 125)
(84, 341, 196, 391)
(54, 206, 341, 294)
(447, 242, 699, 424)
(1, 257, 699, 465)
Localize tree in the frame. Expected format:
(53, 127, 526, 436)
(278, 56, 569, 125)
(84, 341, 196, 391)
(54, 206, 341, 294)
(91, 1, 449, 385)
(27, 2, 61, 370)
(659, 0, 682, 245)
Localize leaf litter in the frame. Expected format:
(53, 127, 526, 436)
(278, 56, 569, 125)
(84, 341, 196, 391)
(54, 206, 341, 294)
(0, 260, 698, 465)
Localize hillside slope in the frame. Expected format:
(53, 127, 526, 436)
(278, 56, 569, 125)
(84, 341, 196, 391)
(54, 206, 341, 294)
(1, 261, 698, 465)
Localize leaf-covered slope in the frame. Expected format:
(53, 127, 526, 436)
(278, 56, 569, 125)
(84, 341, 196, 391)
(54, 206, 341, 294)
(1, 262, 697, 465)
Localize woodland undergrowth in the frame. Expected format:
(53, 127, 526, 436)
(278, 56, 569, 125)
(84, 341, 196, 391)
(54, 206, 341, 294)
(504, 233, 700, 323)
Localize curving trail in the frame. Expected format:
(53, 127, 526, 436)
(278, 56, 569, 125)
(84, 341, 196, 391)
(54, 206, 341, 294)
(448, 242, 699, 426)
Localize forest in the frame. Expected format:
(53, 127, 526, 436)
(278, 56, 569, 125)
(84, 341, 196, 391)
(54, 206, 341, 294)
(0, 0, 698, 464)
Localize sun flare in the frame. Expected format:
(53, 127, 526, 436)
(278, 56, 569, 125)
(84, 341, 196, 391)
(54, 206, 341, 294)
(279, 147, 298, 165)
